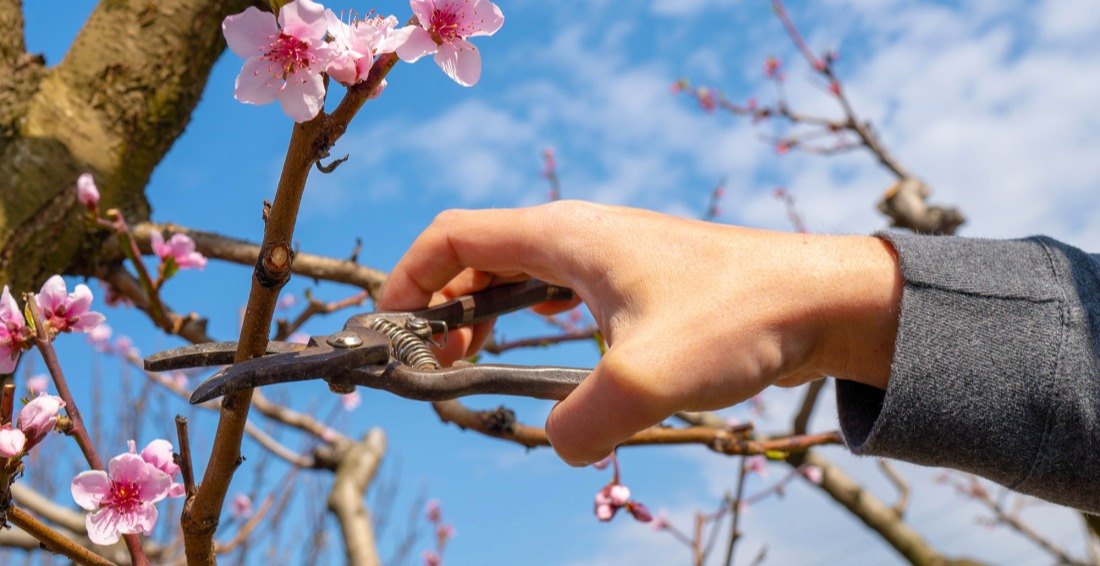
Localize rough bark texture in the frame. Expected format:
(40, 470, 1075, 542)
(0, 0, 258, 294)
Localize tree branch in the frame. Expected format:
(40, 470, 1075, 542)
(798, 451, 980, 565)
(7, 506, 113, 566)
(184, 44, 405, 563)
(327, 430, 386, 566)
(429, 400, 840, 455)
(127, 222, 387, 296)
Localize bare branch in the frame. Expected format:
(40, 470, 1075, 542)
(877, 459, 910, 517)
(6, 506, 113, 566)
(328, 430, 386, 566)
(127, 223, 387, 297)
(275, 289, 370, 341)
(99, 264, 213, 344)
(429, 400, 840, 455)
(798, 451, 980, 565)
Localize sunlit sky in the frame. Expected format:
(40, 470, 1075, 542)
(19, 0, 1100, 564)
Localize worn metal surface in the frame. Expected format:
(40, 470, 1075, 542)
(145, 280, 590, 404)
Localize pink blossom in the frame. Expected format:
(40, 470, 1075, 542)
(746, 455, 769, 477)
(26, 375, 48, 396)
(627, 501, 652, 522)
(764, 56, 782, 79)
(696, 87, 717, 113)
(0, 425, 26, 458)
(425, 499, 442, 522)
(71, 452, 172, 545)
(115, 336, 139, 359)
(437, 523, 455, 542)
(17, 393, 65, 450)
(608, 484, 630, 506)
(800, 465, 824, 485)
(100, 281, 134, 308)
(76, 173, 100, 211)
(595, 502, 614, 521)
(86, 323, 113, 352)
(340, 390, 361, 411)
(0, 286, 31, 373)
(650, 508, 669, 530)
(392, 0, 504, 87)
(590, 455, 612, 470)
(222, 0, 333, 122)
(133, 439, 185, 498)
(325, 11, 400, 86)
(775, 141, 791, 155)
(231, 493, 254, 519)
(276, 294, 298, 310)
(151, 232, 208, 271)
(36, 275, 106, 335)
(422, 550, 441, 566)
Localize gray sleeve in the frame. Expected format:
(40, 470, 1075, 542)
(836, 232, 1100, 513)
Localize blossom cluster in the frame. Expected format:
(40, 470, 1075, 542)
(71, 440, 186, 545)
(0, 393, 66, 460)
(1, 276, 105, 373)
(223, 0, 504, 122)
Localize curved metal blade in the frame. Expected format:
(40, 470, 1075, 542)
(189, 331, 390, 404)
(144, 341, 308, 372)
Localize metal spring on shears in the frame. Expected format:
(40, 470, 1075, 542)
(369, 318, 440, 370)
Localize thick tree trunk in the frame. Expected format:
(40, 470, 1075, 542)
(0, 0, 257, 294)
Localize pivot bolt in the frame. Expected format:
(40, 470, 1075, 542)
(327, 333, 363, 349)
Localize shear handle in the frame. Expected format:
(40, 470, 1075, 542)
(406, 279, 575, 328)
(330, 361, 589, 402)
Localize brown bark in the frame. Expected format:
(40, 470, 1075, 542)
(0, 0, 258, 295)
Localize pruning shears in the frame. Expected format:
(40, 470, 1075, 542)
(144, 280, 592, 404)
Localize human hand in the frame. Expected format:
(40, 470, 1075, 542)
(379, 201, 901, 466)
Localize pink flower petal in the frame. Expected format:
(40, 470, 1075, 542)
(140, 439, 180, 478)
(86, 508, 124, 545)
(235, 57, 281, 107)
(0, 349, 18, 374)
(434, 40, 481, 86)
(409, 0, 434, 26)
(222, 7, 277, 59)
(119, 502, 159, 536)
(278, 0, 328, 40)
(396, 26, 438, 63)
(0, 426, 26, 458)
(77, 173, 100, 208)
(0, 286, 21, 323)
(70, 312, 106, 333)
(71, 471, 111, 511)
(68, 283, 95, 315)
(37, 275, 67, 314)
(466, 0, 504, 37)
(277, 70, 326, 123)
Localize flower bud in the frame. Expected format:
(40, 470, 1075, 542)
(0, 425, 26, 458)
(77, 173, 100, 211)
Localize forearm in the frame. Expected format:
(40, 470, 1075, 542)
(836, 233, 1100, 513)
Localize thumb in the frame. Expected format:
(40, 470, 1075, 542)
(545, 350, 672, 467)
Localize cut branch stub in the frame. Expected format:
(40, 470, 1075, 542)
(877, 178, 966, 235)
(256, 241, 295, 288)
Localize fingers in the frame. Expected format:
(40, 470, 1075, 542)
(544, 350, 673, 467)
(379, 207, 566, 311)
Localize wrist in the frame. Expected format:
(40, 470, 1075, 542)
(808, 235, 903, 390)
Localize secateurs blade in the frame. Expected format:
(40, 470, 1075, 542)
(144, 279, 591, 404)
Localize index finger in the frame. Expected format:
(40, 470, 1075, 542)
(379, 206, 568, 311)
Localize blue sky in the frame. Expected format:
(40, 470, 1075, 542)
(18, 0, 1100, 564)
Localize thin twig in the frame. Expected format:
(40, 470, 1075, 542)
(274, 290, 370, 341)
(429, 399, 839, 455)
(723, 458, 750, 566)
(176, 416, 197, 498)
(24, 296, 103, 472)
(877, 459, 909, 517)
